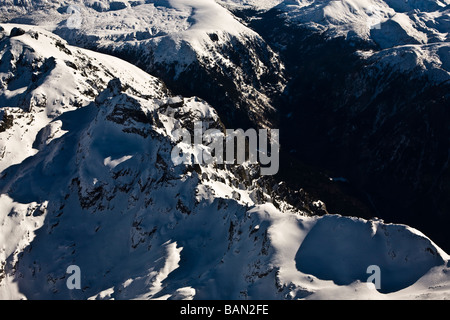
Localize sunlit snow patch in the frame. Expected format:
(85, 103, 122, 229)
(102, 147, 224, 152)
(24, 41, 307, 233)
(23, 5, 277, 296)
(103, 155, 133, 169)
(295, 215, 445, 293)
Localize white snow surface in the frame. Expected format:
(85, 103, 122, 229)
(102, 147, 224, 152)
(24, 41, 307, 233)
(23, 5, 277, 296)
(0, 27, 449, 300)
(0, 24, 166, 172)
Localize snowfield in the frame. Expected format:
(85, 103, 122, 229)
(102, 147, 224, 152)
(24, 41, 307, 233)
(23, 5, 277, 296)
(0, 26, 449, 300)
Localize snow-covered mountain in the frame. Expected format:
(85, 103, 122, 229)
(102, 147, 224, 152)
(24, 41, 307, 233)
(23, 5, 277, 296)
(0, 0, 286, 128)
(222, 0, 449, 43)
(275, 0, 449, 45)
(1, 0, 450, 300)
(1, 25, 450, 300)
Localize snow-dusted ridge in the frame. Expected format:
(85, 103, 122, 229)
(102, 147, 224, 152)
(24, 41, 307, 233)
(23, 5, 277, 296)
(0, 26, 450, 300)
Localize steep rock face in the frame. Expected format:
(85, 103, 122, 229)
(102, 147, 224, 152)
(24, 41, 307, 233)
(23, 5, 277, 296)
(0, 25, 449, 300)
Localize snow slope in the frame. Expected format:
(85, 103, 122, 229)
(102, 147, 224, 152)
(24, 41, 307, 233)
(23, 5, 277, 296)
(0, 26, 450, 300)
(0, 23, 167, 172)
